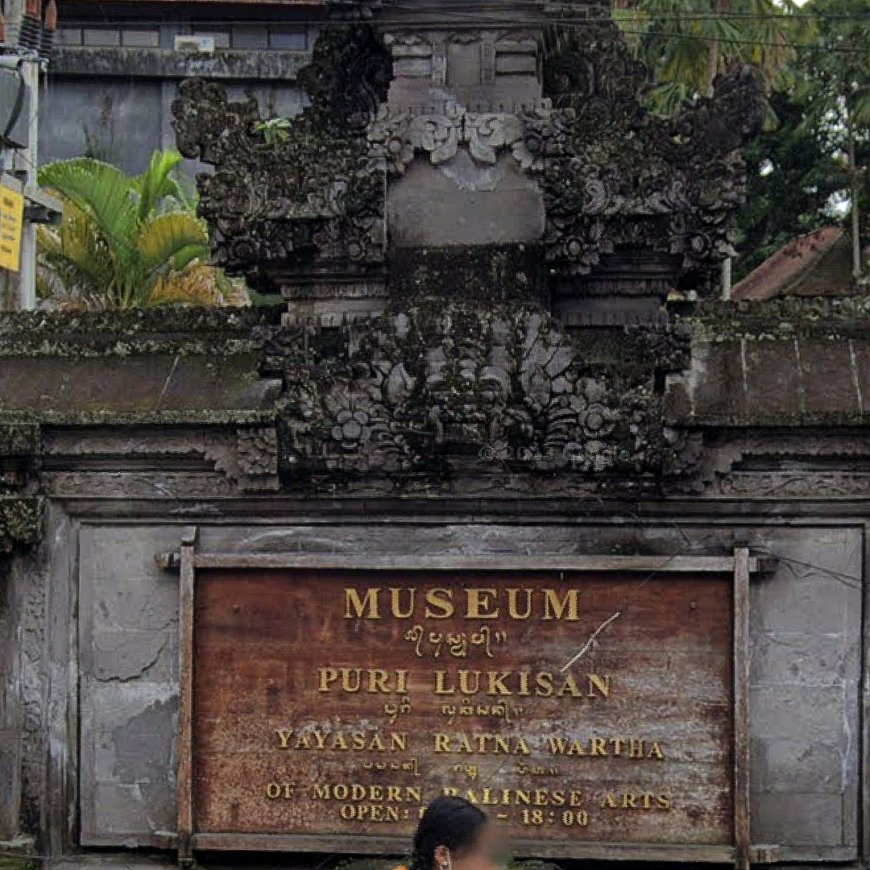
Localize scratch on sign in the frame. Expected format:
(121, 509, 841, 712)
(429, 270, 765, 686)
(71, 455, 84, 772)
(560, 611, 622, 672)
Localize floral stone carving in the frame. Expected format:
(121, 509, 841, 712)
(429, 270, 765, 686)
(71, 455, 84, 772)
(539, 20, 765, 283)
(278, 301, 680, 478)
(172, 25, 392, 285)
(368, 103, 552, 175)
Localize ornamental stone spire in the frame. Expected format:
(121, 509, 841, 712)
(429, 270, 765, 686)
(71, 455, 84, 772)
(173, 0, 763, 324)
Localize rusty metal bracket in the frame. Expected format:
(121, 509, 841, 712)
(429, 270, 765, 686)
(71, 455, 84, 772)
(155, 550, 181, 570)
(749, 844, 781, 864)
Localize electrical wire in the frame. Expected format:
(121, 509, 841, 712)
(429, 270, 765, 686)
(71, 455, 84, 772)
(382, 2, 870, 53)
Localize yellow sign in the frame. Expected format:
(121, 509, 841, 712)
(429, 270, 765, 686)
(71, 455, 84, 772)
(0, 183, 25, 273)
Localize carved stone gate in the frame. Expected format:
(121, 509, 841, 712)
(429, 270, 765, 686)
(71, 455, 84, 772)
(0, 2, 868, 870)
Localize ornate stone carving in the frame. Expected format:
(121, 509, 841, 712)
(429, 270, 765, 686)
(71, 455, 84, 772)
(297, 24, 393, 134)
(277, 301, 679, 479)
(715, 472, 870, 499)
(0, 423, 43, 553)
(172, 25, 391, 285)
(233, 426, 281, 492)
(368, 103, 553, 176)
(173, 6, 761, 299)
(0, 497, 43, 553)
(538, 21, 765, 284)
(19, 559, 46, 832)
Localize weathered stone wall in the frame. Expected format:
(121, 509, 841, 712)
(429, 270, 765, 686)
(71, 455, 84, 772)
(0, 303, 868, 868)
(67, 520, 863, 864)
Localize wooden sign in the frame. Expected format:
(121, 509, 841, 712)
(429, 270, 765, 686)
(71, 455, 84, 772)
(177, 547, 751, 865)
(0, 183, 24, 273)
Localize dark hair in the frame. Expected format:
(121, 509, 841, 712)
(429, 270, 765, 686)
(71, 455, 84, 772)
(410, 796, 488, 870)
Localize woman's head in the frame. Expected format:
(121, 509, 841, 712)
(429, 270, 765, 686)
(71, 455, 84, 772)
(411, 797, 496, 870)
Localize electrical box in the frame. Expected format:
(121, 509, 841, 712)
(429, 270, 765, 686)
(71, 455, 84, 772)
(174, 35, 215, 54)
(0, 68, 30, 150)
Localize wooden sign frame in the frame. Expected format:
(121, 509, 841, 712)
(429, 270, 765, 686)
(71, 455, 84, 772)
(171, 528, 762, 870)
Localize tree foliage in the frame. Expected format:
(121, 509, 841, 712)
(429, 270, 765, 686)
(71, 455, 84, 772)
(615, 0, 869, 279)
(614, 0, 801, 113)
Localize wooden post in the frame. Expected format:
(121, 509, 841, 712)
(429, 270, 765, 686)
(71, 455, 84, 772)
(177, 526, 198, 868)
(733, 547, 751, 870)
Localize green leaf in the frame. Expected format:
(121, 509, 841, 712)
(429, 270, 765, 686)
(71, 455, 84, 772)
(39, 157, 140, 277)
(137, 211, 209, 276)
(134, 149, 186, 221)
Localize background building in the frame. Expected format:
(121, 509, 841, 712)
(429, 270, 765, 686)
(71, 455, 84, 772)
(42, 0, 324, 172)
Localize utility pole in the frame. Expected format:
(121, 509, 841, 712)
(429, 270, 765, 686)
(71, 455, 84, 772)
(0, 0, 61, 310)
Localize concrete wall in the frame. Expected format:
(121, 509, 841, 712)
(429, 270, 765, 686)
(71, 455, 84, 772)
(28, 509, 863, 865)
(40, 19, 314, 174)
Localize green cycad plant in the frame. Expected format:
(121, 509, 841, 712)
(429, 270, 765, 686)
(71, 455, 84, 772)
(37, 150, 243, 309)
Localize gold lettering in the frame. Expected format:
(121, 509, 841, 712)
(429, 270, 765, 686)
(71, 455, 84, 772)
(535, 672, 554, 697)
(487, 672, 511, 695)
(558, 673, 583, 698)
(341, 669, 361, 693)
(344, 588, 380, 619)
(318, 668, 339, 692)
(506, 588, 533, 620)
(466, 588, 499, 619)
(434, 671, 453, 695)
(459, 670, 481, 695)
(591, 737, 607, 757)
(389, 587, 416, 619)
(276, 729, 292, 749)
(313, 783, 423, 803)
(492, 736, 510, 754)
(588, 673, 611, 698)
(425, 588, 454, 619)
(369, 669, 391, 694)
(542, 588, 580, 621)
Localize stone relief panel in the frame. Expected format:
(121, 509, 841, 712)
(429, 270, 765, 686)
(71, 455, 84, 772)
(277, 302, 682, 479)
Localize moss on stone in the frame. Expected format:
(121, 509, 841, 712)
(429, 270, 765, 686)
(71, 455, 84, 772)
(389, 244, 547, 303)
(0, 306, 279, 358)
(0, 409, 274, 427)
(686, 297, 870, 340)
(0, 496, 42, 553)
(0, 424, 40, 456)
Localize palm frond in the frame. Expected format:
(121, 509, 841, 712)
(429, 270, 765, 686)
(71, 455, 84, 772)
(134, 149, 186, 221)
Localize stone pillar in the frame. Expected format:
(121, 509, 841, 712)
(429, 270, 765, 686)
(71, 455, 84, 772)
(376, 1, 548, 248)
